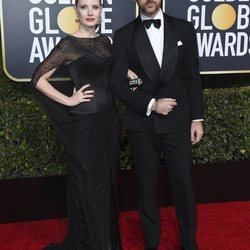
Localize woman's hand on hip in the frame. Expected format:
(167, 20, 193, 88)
(68, 84, 94, 106)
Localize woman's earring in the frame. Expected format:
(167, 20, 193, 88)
(98, 17, 102, 25)
(75, 17, 79, 23)
(95, 17, 102, 31)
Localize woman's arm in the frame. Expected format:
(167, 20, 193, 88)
(32, 38, 94, 106)
(36, 68, 94, 106)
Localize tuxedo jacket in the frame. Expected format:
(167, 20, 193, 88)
(111, 14, 204, 133)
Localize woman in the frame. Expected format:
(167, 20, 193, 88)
(32, 0, 134, 249)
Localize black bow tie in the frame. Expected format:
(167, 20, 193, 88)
(143, 19, 161, 29)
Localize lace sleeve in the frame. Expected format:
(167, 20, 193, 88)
(31, 37, 69, 87)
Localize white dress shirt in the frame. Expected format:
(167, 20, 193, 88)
(141, 10, 164, 116)
(141, 10, 164, 67)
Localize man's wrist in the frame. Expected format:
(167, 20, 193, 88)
(146, 98, 156, 116)
(152, 100, 158, 112)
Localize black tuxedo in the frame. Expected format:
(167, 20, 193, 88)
(111, 13, 204, 250)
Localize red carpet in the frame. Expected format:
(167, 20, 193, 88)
(0, 201, 250, 250)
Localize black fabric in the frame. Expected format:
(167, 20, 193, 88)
(128, 130, 197, 249)
(32, 35, 114, 115)
(32, 35, 121, 250)
(66, 55, 114, 115)
(111, 15, 204, 133)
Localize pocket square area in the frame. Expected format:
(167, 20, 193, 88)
(177, 41, 183, 46)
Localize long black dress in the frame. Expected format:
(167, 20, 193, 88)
(32, 35, 121, 250)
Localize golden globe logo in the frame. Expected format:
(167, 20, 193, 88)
(57, 7, 78, 34)
(187, 1, 250, 58)
(1, 0, 136, 81)
(212, 4, 237, 30)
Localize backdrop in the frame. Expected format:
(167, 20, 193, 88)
(0, 0, 250, 81)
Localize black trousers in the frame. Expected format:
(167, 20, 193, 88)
(128, 130, 197, 250)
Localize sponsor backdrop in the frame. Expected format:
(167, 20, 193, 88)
(0, 0, 136, 81)
(0, 0, 249, 81)
(166, 0, 250, 74)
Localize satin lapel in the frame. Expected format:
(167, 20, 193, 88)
(134, 17, 160, 83)
(160, 15, 178, 81)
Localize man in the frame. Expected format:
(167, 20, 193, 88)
(111, 1, 204, 249)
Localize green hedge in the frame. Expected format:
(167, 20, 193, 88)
(0, 76, 249, 179)
(0, 81, 66, 178)
(193, 87, 249, 163)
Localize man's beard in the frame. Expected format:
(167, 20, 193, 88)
(140, 0, 161, 16)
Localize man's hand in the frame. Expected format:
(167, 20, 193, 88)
(154, 98, 177, 115)
(127, 69, 139, 91)
(191, 121, 204, 145)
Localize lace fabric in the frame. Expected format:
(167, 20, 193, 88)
(32, 35, 112, 87)
(32, 36, 121, 250)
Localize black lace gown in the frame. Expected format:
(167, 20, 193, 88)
(32, 35, 121, 250)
